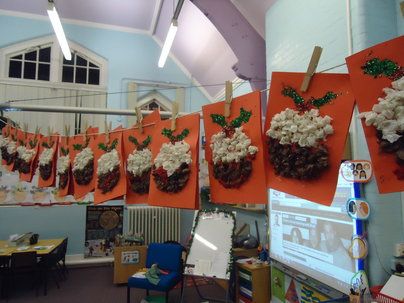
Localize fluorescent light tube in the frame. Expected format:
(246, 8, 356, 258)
(47, 2, 71, 61)
(194, 233, 218, 251)
(158, 20, 178, 68)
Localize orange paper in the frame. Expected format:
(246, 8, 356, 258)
(264, 72, 355, 206)
(122, 110, 160, 204)
(19, 132, 40, 182)
(57, 136, 71, 197)
(345, 36, 404, 193)
(69, 133, 97, 199)
(37, 135, 59, 188)
(202, 91, 268, 204)
(94, 131, 126, 204)
(148, 113, 200, 210)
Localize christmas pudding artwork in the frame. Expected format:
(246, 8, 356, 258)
(38, 139, 55, 181)
(202, 91, 267, 204)
(152, 128, 191, 193)
(57, 145, 70, 190)
(15, 137, 37, 175)
(345, 36, 404, 193)
(1, 127, 17, 170)
(264, 72, 355, 205)
(72, 136, 94, 186)
(358, 58, 403, 180)
(126, 135, 152, 194)
(266, 86, 336, 180)
(148, 113, 200, 209)
(209, 108, 258, 188)
(96, 139, 120, 194)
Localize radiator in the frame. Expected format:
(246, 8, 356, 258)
(127, 206, 181, 245)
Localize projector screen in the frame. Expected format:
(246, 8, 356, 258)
(269, 166, 360, 294)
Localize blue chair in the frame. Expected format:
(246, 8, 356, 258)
(127, 243, 184, 303)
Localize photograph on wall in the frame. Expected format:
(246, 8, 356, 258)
(84, 205, 123, 258)
(346, 36, 404, 194)
(121, 250, 139, 265)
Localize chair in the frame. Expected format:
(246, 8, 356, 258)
(39, 246, 62, 295)
(56, 238, 68, 278)
(127, 243, 184, 303)
(6, 251, 40, 298)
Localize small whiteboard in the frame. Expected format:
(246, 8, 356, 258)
(184, 210, 235, 280)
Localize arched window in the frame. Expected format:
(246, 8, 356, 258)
(1, 35, 108, 87)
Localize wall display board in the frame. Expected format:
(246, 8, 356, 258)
(84, 205, 123, 257)
(184, 210, 235, 280)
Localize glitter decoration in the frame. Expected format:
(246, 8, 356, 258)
(162, 128, 190, 143)
(282, 87, 305, 105)
(362, 58, 404, 81)
(98, 138, 118, 152)
(310, 92, 338, 108)
(129, 135, 151, 150)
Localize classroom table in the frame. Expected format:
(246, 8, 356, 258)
(0, 238, 64, 257)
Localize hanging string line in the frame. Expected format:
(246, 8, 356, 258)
(3, 62, 346, 106)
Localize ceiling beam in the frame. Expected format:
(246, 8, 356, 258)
(191, 0, 267, 110)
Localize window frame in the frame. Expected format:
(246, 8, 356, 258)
(0, 35, 108, 90)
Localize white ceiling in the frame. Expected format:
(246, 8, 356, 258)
(0, 0, 275, 100)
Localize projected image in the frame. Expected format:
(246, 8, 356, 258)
(269, 165, 359, 295)
(282, 217, 354, 272)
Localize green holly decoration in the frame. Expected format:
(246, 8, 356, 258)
(210, 107, 252, 129)
(61, 147, 69, 156)
(129, 135, 151, 150)
(29, 138, 38, 149)
(282, 86, 337, 111)
(73, 144, 83, 151)
(18, 139, 24, 146)
(98, 138, 118, 152)
(162, 128, 189, 143)
(42, 140, 54, 149)
(362, 58, 401, 79)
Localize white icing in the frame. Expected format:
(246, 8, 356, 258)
(6, 141, 17, 155)
(266, 108, 333, 147)
(210, 126, 258, 164)
(97, 149, 120, 175)
(0, 136, 9, 148)
(72, 147, 94, 171)
(57, 155, 70, 174)
(38, 148, 54, 165)
(358, 76, 404, 143)
(154, 141, 192, 177)
(17, 146, 36, 162)
(127, 148, 152, 177)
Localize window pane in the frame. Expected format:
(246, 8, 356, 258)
(63, 54, 74, 65)
(62, 66, 74, 83)
(88, 68, 100, 85)
(76, 67, 87, 84)
(89, 62, 98, 68)
(8, 60, 22, 78)
(23, 62, 36, 79)
(39, 47, 51, 62)
(11, 54, 23, 60)
(38, 63, 50, 81)
(76, 55, 87, 67)
(24, 50, 37, 61)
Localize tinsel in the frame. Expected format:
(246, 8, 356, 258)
(161, 128, 190, 143)
(98, 138, 118, 152)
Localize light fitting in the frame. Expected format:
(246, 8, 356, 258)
(158, 0, 185, 68)
(47, 0, 71, 61)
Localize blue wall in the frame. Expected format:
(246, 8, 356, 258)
(266, 0, 403, 286)
(0, 13, 211, 255)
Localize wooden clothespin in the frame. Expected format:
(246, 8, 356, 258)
(135, 107, 143, 133)
(23, 123, 28, 140)
(171, 101, 179, 131)
(300, 46, 322, 92)
(64, 125, 70, 145)
(47, 126, 53, 138)
(105, 121, 111, 144)
(83, 121, 88, 135)
(35, 126, 40, 135)
(224, 80, 233, 118)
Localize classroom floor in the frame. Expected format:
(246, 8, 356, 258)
(1, 265, 228, 303)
